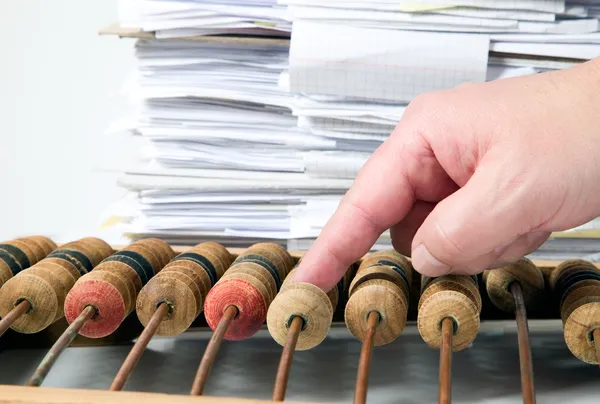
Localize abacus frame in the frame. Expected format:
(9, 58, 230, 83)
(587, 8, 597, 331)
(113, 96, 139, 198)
(0, 242, 593, 403)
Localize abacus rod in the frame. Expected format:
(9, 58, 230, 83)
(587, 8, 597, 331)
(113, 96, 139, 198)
(27, 305, 96, 387)
(353, 311, 380, 404)
(0, 300, 30, 337)
(593, 328, 600, 371)
(510, 282, 536, 404)
(439, 317, 453, 404)
(190, 305, 238, 396)
(109, 302, 170, 391)
(272, 315, 304, 402)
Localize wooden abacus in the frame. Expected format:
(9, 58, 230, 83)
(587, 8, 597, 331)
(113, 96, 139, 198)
(1, 235, 600, 404)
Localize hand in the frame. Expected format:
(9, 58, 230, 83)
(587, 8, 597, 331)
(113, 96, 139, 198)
(293, 58, 600, 292)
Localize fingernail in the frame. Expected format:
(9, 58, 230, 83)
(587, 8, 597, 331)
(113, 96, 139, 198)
(412, 244, 451, 276)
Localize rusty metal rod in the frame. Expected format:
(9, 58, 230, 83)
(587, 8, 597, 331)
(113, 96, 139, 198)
(27, 305, 96, 387)
(272, 315, 304, 401)
(109, 302, 170, 391)
(0, 300, 30, 338)
(510, 282, 536, 404)
(190, 305, 238, 395)
(593, 329, 600, 371)
(353, 311, 380, 404)
(439, 317, 454, 404)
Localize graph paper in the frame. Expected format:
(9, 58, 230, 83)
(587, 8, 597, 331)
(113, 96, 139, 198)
(289, 20, 490, 103)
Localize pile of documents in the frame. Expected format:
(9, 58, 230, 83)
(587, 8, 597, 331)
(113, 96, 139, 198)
(100, 0, 600, 259)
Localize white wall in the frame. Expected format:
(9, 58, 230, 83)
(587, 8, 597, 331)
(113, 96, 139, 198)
(0, 0, 136, 242)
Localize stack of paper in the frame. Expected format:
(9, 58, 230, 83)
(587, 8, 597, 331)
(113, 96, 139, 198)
(100, 0, 600, 259)
(118, 0, 291, 37)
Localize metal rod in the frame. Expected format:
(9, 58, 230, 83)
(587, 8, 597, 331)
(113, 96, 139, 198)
(27, 305, 96, 387)
(109, 302, 170, 391)
(0, 300, 30, 337)
(439, 317, 453, 404)
(592, 328, 600, 371)
(510, 282, 536, 404)
(272, 316, 304, 401)
(190, 305, 238, 395)
(353, 311, 380, 404)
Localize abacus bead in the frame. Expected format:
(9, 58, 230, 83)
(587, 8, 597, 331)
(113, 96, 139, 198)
(0, 273, 58, 333)
(485, 259, 545, 312)
(64, 271, 128, 338)
(345, 279, 407, 346)
(136, 275, 197, 336)
(267, 282, 333, 350)
(418, 290, 480, 352)
(0, 259, 13, 285)
(28, 236, 58, 255)
(564, 301, 600, 364)
(204, 276, 268, 341)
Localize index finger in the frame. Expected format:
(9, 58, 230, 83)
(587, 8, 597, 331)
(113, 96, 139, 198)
(292, 136, 417, 292)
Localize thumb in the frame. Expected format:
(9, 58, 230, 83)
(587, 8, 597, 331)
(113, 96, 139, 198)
(410, 165, 535, 276)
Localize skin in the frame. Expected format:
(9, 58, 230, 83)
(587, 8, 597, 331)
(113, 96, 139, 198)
(293, 56, 600, 293)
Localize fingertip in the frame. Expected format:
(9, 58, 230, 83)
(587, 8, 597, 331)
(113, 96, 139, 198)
(411, 244, 452, 277)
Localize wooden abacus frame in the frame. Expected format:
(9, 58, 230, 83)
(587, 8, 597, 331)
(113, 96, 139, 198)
(1, 242, 596, 403)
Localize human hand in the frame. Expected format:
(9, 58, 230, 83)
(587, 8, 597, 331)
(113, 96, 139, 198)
(293, 58, 600, 292)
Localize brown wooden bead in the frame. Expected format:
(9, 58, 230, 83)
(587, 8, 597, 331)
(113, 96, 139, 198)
(349, 265, 409, 301)
(564, 301, 600, 364)
(267, 282, 333, 350)
(0, 271, 58, 334)
(78, 237, 114, 258)
(550, 259, 600, 292)
(421, 276, 482, 313)
(561, 288, 600, 324)
(26, 236, 57, 255)
(0, 259, 13, 286)
(484, 259, 545, 312)
(359, 250, 412, 285)
(25, 266, 67, 322)
(5, 240, 39, 265)
(417, 290, 480, 351)
(135, 238, 175, 270)
(136, 275, 197, 336)
(345, 279, 407, 346)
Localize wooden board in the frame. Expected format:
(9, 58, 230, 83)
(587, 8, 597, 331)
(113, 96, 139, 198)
(0, 385, 318, 404)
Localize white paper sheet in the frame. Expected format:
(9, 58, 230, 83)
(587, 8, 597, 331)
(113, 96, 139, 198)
(289, 21, 490, 102)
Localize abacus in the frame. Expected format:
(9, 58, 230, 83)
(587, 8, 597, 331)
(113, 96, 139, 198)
(0, 235, 599, 403)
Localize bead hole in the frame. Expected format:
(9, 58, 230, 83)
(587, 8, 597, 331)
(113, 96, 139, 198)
(286, 314, 307, 331)
(439, 316, 458, 335)
(15, 298, 34, 314)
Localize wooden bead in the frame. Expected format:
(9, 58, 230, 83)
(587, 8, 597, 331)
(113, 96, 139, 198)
(267, 282, 333, 350)
(0, 272, 58, 334)
(418, 290, 480, 351)
(564, 301, 600, 364)
(204, 276, 268, 341)
(0, 237, 111, 333)
(420, 276, 482, 313)
(136, 242, 234, 336)
(359, 250, 413, 285)
(484, 259, 544, 312)
(136, 273, 197, 337)
(135, 238, 176, 269)
(203, 243, 293, 340)
(345, 279, 407, 346)
(27, 236, 58, 255)
(345, 252, 412, 346)
(64, 270, 129, 338)
(418, 274, 481, 352)
(62, 239, 172, 338)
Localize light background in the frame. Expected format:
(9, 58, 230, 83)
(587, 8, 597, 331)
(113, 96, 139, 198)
(0, 0, 139, 242)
